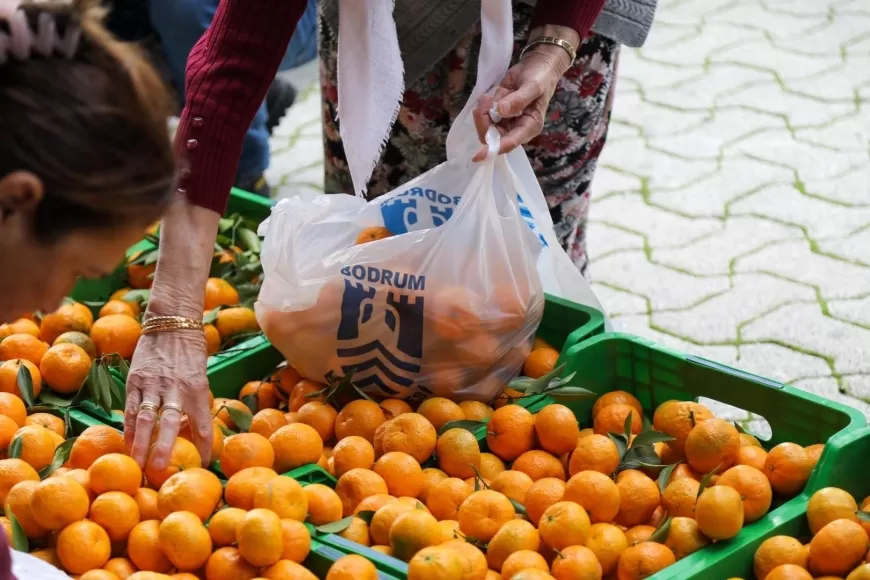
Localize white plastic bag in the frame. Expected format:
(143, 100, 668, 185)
(256, 0, 608, 403)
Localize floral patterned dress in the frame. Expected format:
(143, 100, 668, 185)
(319, 3, 619, 276)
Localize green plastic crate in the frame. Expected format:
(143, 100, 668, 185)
(518, 332, 866, 580)
(304, 536, 404, 579)
(673, 426, 870, 579)
(40, 408, 111, 435)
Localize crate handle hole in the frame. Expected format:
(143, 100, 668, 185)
(695, 396, 772, 443)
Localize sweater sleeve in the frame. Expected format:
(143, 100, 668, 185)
(530, 0, 608, 40)
(176, 0, 308, 214)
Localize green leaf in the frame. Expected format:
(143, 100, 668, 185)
(607, 433, 628, 461)
(648, 516, 672, 544)
(237, 228, 262, 254)
(8, 436, 22, 459)
(642, 414, 653, 431)
(509, 498, 528, 518)
(468, 464, 489, 491)
(314, 516, 356, 534)
(657, 461, 681, 495)
(225, 406, 252, 433)
(733, 421, 746, 434)
(241, 394, 259, 415)
(37, 391, 73, 408)
(95, 363, 114, 415)
(545, 386, 598, 401)
(39, 437, 77, 479)
(217, 424, 237, 438)
(629, 430, 676, 450)
(122, 289, 151, 305)
(697, 464, 722, 498)
(623, 411, 635, 443)
(6, 509, 29, 552)
(858, 511, 870, 523)
(356, 510, 376, 525)
(437, 420, 487, 436)
(621, 445, 663, 471)
(113, 356, 131, 382)
(16, 363, 35, 408)
(218, 218, 236, 233)
(521, 363, 568, 396)
(202, 309, 218, 325)
(62, 409, 73, 439)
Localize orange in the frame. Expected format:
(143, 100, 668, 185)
(435, 428, 481, 480)
(808, 519, 869, 577)
(104, 558, 137, 579)
(586, 523, 628, 575)
(287, 378, 324, 412)
(127, 251, 156, 289)
(490, 470, 534, 504)
(389, 508, 442, 561)
(304, 483, 344, 526)
(550, 545, 602, 580)
(80, 570, 121, 580)
(31, 475, 90, 530)
(533, 404, 580, 456)
(205, 547, 259, 580)
(297, 401, 339, 442)
(426, 477, 473, 521)
(157, 467, 223, 521)
(764, 565, 813, 580)
(457, 400, 493, 422)
(373, 451, 425, 498)
(805, 443, 825, 467)
(807, 487, 859, 535)
(212, 397, 252, 430)
(237, 508, 284, 567)
(144, 437, 202, 488)
(0, 393, 27, 426)
(736, 445, 768, 471)
(337, 516, 371, 546)
(252, 475, 308, 521)
(563, 470, 620, 524)
(335, 400, 387, 443)
(593, 403, 642, 436)
(336, 468, 389, 516)
(0, 318, 41, 338)
(224, 466, 279, 510)
(370, 501, 415, 546)
(355, 226, 393, 245)
(90, 314, 142, 359)
(437, 519, 460, 543)
(753, 535, 808, 580)
(664, 516, 709, 560)
(486, 405, 535, 462)
(479, 453, 506, 479)
(487, 519, 540, 570)
(407, 546, 465, 580)
(417, 397, 465, 432)
(109, 287, 143, 315)
(379, 398, 413, 420)
(502, 550, 550, 579)
(694, 485, 744, 540)
(616, 541, 676, 580)
(208, 507, 246, 547)
(512, 450, 566, 482)
(524, 477, 566, 526)
(128, 520, 172, 573)
(57, 519, 111, 574)
(441, 539, 488, 580)
(381, 413, 438, 464)
(765, 442, 813, 496)
(204, 278, 240, 311)
(326, 554, 378, 580)
(249, 408, 288, 439)
(592, 391, 644, 419)
(99, 300, 136, 319)
(262, 560, 318, 580)
(652, 400, 715, 455)
(429, 286, 483, 341)
(70, 425, 126, 469)
(179, 416, 226, 462)
(215, 307, 260, 339)
(240, 381, 281, 412)
(538, 501, 591, 550)
(457, 490, 516, 542)
(90, 491, 141, 542)
(614, 470, 660, 528)
(0, 334, 49, 366)
(204, 323, 221, 354)
(332, 436, 375, 478)
(25, 412, 64, 436)
(0, 415, 19, 454)
(220, 432, 274, 477)
(63, 468, 96, 501)
(522, 347, 559, 378)
(280, 518, 312, 562)
(716, 465, 773, 523)
(0, 359, 42, 399)
(684, 418, 740, 474)
(5, 480, 48, 539)
(14, 424, 61, 471)
(38, 343, 92, 394)
(269, 423, 323, 473)
(623, 525, 655, 545)
(134, 487, 160, 520)
(89, 452, 143, 496)
(40, 303, 93, 344)
(271, 363, 302, 401)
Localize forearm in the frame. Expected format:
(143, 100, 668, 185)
(148, 196, 221, 320)
(530, 0, 607, 41)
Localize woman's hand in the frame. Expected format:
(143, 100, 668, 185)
(473, 26, 579, 162)
(125, 330, 213, 469)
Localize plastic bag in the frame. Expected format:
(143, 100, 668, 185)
(255, 0, 608, 403)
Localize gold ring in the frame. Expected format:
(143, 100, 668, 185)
(138, 402, 159, 414)
(160, 403, 183, 415)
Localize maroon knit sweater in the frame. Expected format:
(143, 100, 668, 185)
(177, 0, 606, 213)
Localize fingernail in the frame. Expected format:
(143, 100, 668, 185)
(497, 102, 509, 116)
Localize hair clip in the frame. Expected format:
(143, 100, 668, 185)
(0, 0, 81, 66)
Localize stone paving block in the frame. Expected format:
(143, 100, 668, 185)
(591, 166, 642, 194)
(600, 145, 720, 191)
(606, 93, 711, 137)
(828, 297, 870, 327)
(717, 83, 856, 127)
(591, 283, 648, 316)
(586, 222, 646, 260)
(741, 302, 870, 374)
(816, 229, 870, 265)
(641, 23, 766, 67)
(611, 313, 740, 364)
(593, 193, 722, 247)
(735, 240, 870, 299)
(726, 133, 865, 181)
(654, 217, 802, 276)
(596, 254, 731, 310)
(652, 273, 815, 342)
(711, 5, 826, 43)
(803, 164, 870, 205)
(843, 374, 870, 402)
(648, 101, 783, 149)
(793, 377, 870, 418)
(794, 112, 870, 151)
(737, 343, 832, 383)
(645, 65, 774, 112)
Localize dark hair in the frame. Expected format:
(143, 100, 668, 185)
(0, 0, 176, 242)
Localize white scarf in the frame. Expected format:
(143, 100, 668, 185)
(336, 0, 513, 196)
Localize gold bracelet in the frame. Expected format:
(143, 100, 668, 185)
(519, 36, 577, 66)
(141, 315, 204, 335)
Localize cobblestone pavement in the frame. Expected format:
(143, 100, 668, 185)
(268, 0, 870, 426)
